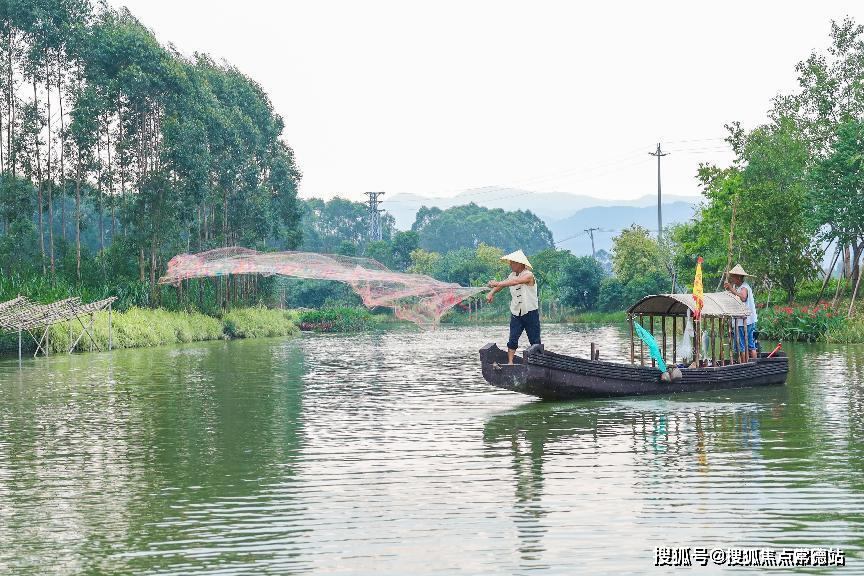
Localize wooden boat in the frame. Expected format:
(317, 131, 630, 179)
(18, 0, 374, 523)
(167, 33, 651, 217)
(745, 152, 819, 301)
(479, 292, 788, 400)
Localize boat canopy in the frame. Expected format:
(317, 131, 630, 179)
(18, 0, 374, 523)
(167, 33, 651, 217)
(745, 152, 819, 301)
(627, 292, 748, 318)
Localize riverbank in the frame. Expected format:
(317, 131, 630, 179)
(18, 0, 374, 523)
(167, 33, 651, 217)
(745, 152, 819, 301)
(441, 309, 626, 325)
(0, 307, 300, 356)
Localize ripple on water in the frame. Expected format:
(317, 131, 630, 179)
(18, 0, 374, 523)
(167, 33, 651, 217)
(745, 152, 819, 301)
(0, 326, 862, 574)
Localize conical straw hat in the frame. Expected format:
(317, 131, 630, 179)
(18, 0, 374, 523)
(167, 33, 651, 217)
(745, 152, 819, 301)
(501, 249, 532, 269)
(728, 264, 751, 276)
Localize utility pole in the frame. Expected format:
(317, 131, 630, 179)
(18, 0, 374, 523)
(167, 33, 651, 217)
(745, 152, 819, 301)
(365, 191, 385, 241)
(649, 143, 669, 242)
(584, 227, 600, 258)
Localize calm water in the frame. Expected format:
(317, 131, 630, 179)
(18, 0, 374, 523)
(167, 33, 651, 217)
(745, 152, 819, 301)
(0, 324, 863, 574)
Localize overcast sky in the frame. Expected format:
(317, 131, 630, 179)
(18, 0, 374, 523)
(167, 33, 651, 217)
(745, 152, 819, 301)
(112, 0, 863, 204)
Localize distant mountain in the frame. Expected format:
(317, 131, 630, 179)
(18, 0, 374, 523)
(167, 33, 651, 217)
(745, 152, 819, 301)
(384, 186, 700, 230)
(549, 202, 699, 255)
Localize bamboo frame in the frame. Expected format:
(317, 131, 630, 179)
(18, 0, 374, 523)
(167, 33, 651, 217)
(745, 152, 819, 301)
(629, 315, 635, 365)
(710, 317, 716, 366)
(0, 295, 116, 359)
(661, 316, 667, 366)
(672, 315, 677, 364)
(719, 317, 724, 365)
(649, 315, 655, 368)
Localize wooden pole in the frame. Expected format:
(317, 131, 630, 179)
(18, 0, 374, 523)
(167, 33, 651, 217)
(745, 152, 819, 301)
(108, 302, 113, 351)
(710, 317, 716, 366)
(671, 316, 677, 364)
(639, 314, 645, 366)
(629, 315, 635, 364)
(731, 318, 739, 363)
(743, 317, 750, 361)
(18, 327, 21, 362)
(649, 315, 655, 368)
(694, 318, 700, 366)
(719, 317, 724, 365)
(661, 316, 667, 365)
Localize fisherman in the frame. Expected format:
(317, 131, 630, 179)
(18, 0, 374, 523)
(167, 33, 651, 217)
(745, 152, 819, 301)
(723, 264, 758, 362)
(486, 249, 540, 365)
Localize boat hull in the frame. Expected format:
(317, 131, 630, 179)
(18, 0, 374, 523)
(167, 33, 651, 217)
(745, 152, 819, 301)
(479, 343, 788, 400)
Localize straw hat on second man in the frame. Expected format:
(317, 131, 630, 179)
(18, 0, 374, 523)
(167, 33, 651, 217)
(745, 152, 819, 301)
(501, 249, 532, 269)
(728, 264, 751, 277)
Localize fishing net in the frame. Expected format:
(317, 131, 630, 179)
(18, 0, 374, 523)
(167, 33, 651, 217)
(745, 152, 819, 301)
(159, 247, 485, 326)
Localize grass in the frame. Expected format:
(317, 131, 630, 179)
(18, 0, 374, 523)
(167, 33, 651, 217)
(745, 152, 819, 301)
(223, 307, 300, 338)
(0, 306, 300, 356)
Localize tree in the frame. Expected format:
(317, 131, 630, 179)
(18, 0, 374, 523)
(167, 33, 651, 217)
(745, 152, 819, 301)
(530, 248, 578, 300)
(390, 230, 418, 271)
(559, 255, 604, 309)
(301, 197, 395, 254)
(611, 225, 664, 284)
(411, 202, 553, 254)
(737, 119, 816, 302)
(407, 247, 440, 276)
(811, 118, 864, 288)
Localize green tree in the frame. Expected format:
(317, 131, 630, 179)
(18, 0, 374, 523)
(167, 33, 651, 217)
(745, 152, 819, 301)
(611, 225, 663, 284)
(411, 202, 553, 254)
(407, 247, 440, 276)
(559, 255, 604, 309)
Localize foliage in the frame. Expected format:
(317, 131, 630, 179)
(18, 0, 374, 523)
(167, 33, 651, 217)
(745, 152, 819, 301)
(221, 307, 299, 339)
(611, 225, 664, 284)
(530, 248, 579, 299)
(301, 197, 395, 255)
(411, 202, 553, 255)
(559, 255, 605, 309)
(758, 303, 845, 343)
(0, 2, 302, 311)
(297, 306, 375, 332)
(22, 308, 225, 354)
(278, 278, 362, 309)
(407, 248, 441, 276)
(428, 243, 504, 286)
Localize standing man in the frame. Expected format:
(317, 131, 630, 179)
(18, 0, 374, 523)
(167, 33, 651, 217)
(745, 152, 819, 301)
(487, 249, 540, 365)
(724, 264, 758, 362)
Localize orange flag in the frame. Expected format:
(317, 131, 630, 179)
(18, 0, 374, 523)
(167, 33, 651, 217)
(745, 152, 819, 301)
(692, 256, 704, 320)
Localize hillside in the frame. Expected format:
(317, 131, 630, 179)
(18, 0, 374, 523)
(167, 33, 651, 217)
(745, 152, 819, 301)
(385, 186, 700, 231)
(549, 202, 699, 254)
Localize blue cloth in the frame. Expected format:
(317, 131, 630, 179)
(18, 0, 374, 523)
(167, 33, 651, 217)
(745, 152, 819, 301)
(736, 323, 757, 351)
(508, 309, 541, 351)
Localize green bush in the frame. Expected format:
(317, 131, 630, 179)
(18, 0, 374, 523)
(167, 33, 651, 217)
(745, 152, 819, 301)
(222, 307, 299, 338)
(758, 303, 846, 342)
(35, 307, 224, 353)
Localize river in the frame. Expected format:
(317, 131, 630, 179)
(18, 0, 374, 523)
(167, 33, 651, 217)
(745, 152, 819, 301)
(0, 324, 862, 574)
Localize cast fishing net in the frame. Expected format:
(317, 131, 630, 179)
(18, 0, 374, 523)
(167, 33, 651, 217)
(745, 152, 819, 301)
(159, 247, 485, 326)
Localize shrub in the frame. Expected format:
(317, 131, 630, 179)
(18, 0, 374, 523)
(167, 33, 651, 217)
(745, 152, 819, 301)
(758, 303, 846, 342)
(222, 307, 299, 338)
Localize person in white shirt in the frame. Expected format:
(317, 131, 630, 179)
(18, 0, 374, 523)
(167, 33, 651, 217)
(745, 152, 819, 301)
(486, 249, 541, 365)
(723, 264, 758, 362)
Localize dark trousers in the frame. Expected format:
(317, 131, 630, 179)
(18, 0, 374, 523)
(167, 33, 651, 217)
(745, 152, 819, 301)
(508, 309, 541, 350)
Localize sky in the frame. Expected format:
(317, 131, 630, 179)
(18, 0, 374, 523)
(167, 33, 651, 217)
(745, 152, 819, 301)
(111, 0, 864, 205)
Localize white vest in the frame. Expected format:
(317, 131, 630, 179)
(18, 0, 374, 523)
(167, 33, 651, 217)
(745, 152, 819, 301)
(741, 281, 758, 325)
(508, 270, 539, 316)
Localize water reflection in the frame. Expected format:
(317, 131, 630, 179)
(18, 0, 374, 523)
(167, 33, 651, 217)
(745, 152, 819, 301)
(0, 326, 861, 574)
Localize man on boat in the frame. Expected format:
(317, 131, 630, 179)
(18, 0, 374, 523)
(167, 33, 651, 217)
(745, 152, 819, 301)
(723, 264, 758, 362)
(486, 249, 541, 365)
